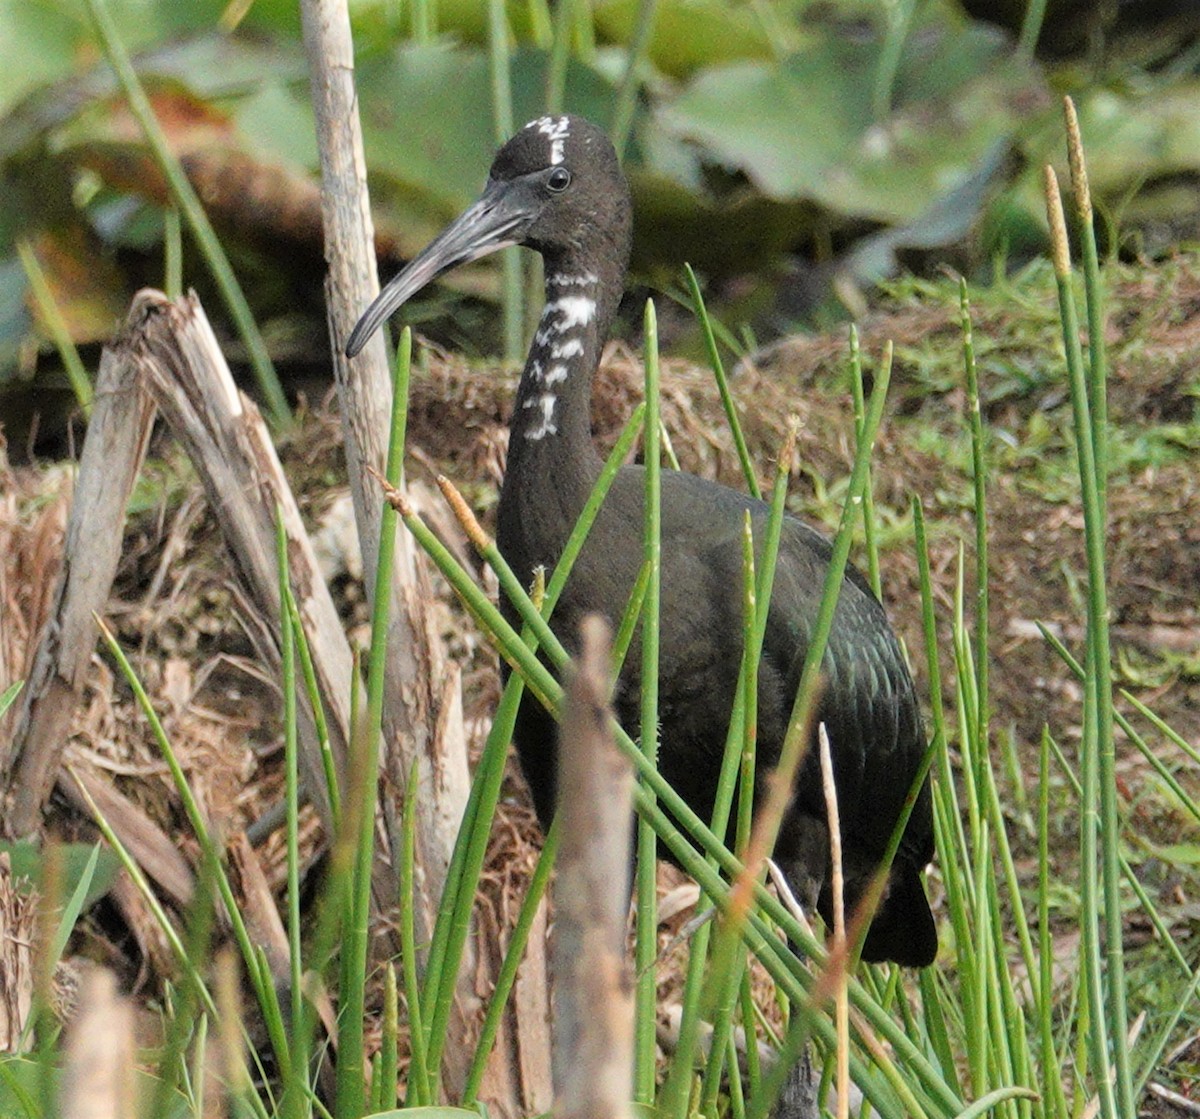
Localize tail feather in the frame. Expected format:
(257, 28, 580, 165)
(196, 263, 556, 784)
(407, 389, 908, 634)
(857, 863, 937, 967)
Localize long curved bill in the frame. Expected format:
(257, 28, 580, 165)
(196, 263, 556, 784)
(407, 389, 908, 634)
(345, 179, 534, 358)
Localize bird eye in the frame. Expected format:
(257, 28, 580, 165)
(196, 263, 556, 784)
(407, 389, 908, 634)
(547, 167, 571, 192)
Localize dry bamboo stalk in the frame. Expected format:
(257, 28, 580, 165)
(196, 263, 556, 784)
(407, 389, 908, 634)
(297, 0, 470, 955)
(298, 1, 493, 1105)
(552, 616, 635, 1119)
(2, 342, 155, 837)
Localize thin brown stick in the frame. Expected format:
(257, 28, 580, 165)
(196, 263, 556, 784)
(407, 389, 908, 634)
(817, 722, 849, 1119)
(552, 616, 635, 1119)
(60, 968, 136, 1119)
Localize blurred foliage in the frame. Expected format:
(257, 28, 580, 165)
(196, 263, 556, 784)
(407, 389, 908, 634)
(1, 0, 1199, 434)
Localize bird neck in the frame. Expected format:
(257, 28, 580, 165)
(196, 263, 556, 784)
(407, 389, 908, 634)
(505, 258, 621, 476)
(498, 252, 624, 567)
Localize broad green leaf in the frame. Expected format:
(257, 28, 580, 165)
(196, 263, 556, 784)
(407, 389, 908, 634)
(657, 21, 1042, 222)
(0, 0, 237, 121)
(358, 44, 620, 225)
(0, 840, 122, 910)
(595, 0, 775, 77)
(232, 79, 318, 171)
(0, 0, 80, 120)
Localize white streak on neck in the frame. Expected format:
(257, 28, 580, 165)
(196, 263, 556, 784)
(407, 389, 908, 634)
(522, 392, 558, 440)
(551, 338, 584, 360)
(545, 295, 596, 330)
(548, 272, 598, 288)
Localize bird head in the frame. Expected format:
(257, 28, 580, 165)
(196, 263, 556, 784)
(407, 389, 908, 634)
(345, 114, 631, 358)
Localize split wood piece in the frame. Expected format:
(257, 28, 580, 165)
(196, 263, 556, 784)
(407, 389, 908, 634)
(298, 0, 470, 958)
(514, 898, 554, 1115)
(62, 765, 194, 910)
(226, 832, 289, 986)
(552, 616, 635, 1119)
(60, 968, 137, 1119)
(471, 882, 554, 1119)
(2, 342, 155, 838)
(226, 830, 329, 1077)
(109, 871, 177, 986)
(0, 852, 35, 1052)
(124, 289, 351, 833)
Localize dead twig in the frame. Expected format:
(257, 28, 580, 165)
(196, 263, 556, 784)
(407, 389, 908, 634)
(552, 616, 635, 1119)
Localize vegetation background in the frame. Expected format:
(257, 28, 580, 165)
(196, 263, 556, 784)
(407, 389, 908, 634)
(0, 2, 1199, 1119)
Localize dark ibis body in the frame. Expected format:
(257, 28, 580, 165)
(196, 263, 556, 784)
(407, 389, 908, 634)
(347, 115, 936, 968)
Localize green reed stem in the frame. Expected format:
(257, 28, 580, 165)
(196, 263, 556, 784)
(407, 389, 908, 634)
(97, 622, 288, 1073)
(960, 281, 990, 755)
(335, 328, 412, 1117)
(634, 298, 662, 1104)
(487, 0, 523, 362)
(544, 0, 577, 111)
(82, 0, 289, 426)
(16, 239, 93, 416)
(686, 263, 760, 498)
(400, 765, 431, 1106)
(163, 206, 183, 298)
(276, 514, 307, 1119)
(283, 583, 340, 830)
(610, 0, 657, 158)
(462, 816, 560, 1104)
(1045, 166, 1129, 1119)
(849, 326, 880, 598)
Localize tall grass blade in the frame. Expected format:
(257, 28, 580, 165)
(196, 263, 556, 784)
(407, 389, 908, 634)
(400, 763, 431, 1105)
(164, 205, 183, 299)
(487, 0, 523, 362)
(67, 768, 216, 1017)
(1017, 0, 1049, 58)
(848, 326, 880, 598)
(81, 0, 290, 426)
(1044, 165, 1129, 1119)
(609, 0, 657, 158)
(95, 619, 289, 1071)
(275, 511, 308, 1119)
(634, 298, 663, 1104)
(0, 680, 22, 718)
(685, 264, 760, 498)
(461, 819, 560, 1105)
(335, 327, 412, 1116)
(544, 0, 579, 112)
(150, 858, 219, 1119)
(16, 239, 93, 416)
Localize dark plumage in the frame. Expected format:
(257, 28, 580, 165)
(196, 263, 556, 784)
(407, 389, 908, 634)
(348, 114, 936, 968)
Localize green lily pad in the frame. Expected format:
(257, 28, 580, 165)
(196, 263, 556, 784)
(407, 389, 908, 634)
(595, 0, 774, 77)
(657, 19, 1044, 222)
